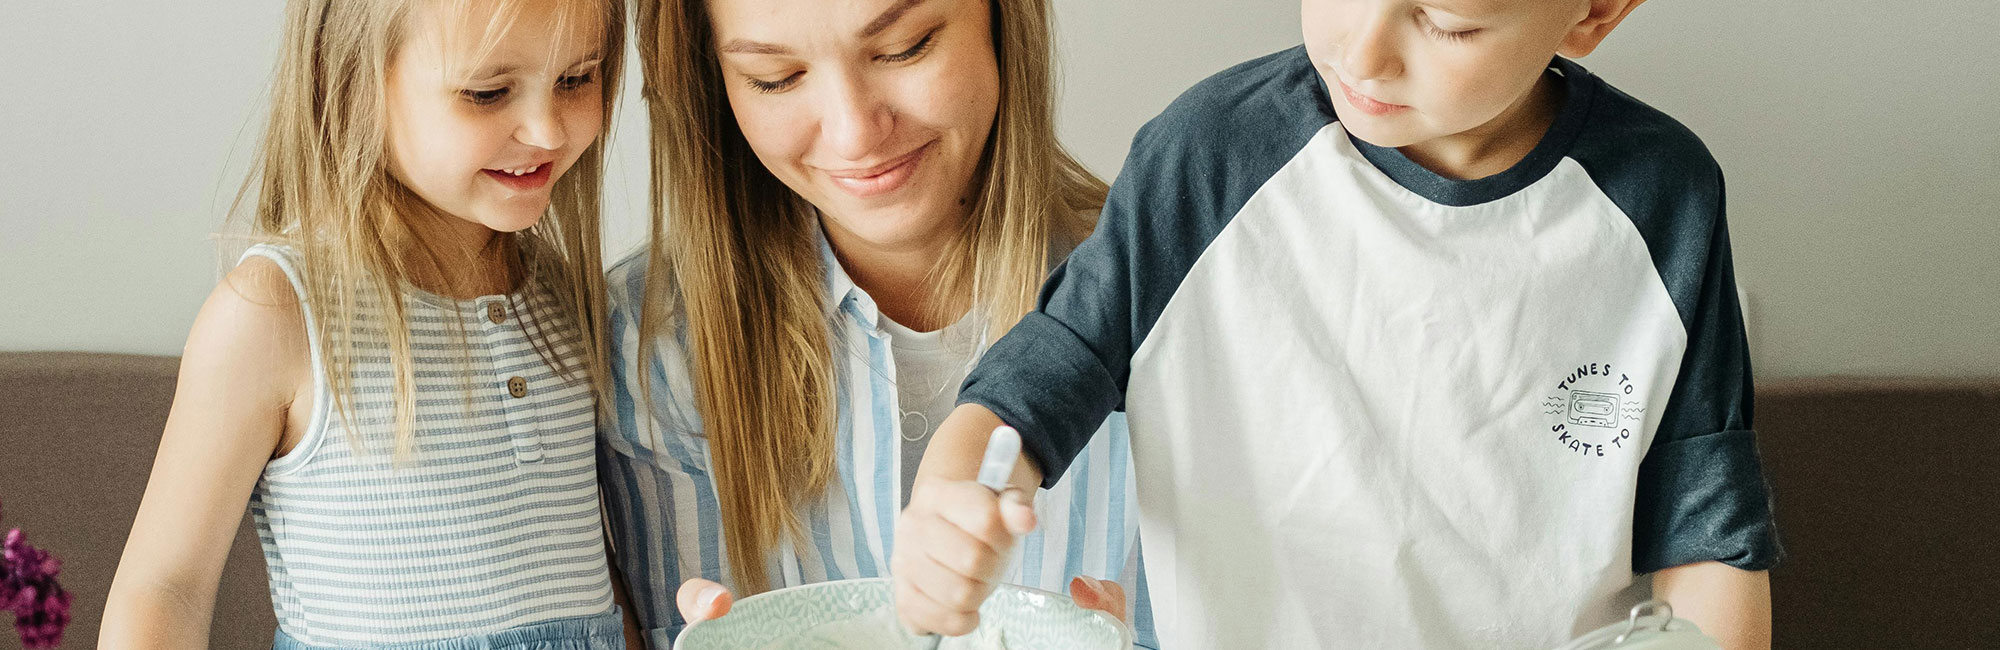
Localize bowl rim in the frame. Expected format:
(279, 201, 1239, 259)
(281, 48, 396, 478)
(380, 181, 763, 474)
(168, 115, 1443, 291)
(671, 577, 1135, 649)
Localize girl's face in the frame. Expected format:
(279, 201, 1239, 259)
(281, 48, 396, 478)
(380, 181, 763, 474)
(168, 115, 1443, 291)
(384, 1, 606, 238)
(709, 0, 1001, 254)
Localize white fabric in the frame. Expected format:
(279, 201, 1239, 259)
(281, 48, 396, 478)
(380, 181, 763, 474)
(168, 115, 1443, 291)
(1124, 126, 1685, 649)
(880, 310, 985, 505)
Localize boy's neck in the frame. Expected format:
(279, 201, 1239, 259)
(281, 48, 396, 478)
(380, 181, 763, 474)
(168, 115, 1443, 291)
(1397, 70, 1566, 182)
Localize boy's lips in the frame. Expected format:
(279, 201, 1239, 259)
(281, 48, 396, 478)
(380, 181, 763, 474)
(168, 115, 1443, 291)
(1338, 79, 1409, 117)
(822, 142, 931, 198)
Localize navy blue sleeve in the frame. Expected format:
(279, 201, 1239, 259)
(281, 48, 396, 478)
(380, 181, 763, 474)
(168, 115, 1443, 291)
(1570, 78, 1782, 573)
(1631, 175, 1782, 573)
(958, 47, 1333, 487)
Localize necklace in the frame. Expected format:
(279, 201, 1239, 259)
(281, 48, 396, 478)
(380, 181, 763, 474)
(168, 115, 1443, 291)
(888, 317, 986, 443)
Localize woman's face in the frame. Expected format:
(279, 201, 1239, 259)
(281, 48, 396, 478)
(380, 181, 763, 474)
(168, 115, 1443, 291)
(708, 0, 1000, 254)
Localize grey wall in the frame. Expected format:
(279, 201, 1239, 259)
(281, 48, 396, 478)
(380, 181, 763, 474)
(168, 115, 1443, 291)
(4, 1, 1996, 378)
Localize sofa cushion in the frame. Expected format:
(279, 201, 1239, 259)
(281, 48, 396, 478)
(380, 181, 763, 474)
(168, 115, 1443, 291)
(1758, 377, 1999, 650)
(0, 352, 275, 649)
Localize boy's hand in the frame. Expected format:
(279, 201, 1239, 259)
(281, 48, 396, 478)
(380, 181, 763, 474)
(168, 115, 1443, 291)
(676, 578, 734, 623)
(891, 478, 1038, 636)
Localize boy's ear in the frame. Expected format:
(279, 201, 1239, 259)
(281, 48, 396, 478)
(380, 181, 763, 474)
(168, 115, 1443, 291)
(1557, 0, 1647, 58)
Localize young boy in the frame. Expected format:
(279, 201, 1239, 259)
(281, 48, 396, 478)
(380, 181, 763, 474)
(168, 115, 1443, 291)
(889, 0, 1780, 648)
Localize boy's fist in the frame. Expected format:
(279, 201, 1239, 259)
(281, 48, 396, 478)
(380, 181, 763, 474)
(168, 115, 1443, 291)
(890, 478, 1037, 636)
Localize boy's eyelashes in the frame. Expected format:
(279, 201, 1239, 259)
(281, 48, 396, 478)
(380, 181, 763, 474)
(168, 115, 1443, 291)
(738, 28, 943, 95)
(1417, 13, 1479, 42)
(1421, 24, 1478, 42)
(457, 71, 599, 106)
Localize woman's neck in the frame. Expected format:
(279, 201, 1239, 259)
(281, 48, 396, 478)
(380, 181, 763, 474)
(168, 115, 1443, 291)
(821, 216, 969, 332)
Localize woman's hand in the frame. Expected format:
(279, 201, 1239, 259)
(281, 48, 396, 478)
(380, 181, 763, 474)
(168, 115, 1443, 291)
(676, 578, 735, 623)
(1068, 576, 1128, 625)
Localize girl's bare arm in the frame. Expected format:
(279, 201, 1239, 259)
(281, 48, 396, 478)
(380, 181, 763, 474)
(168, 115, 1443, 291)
(100, 258, 307, 649)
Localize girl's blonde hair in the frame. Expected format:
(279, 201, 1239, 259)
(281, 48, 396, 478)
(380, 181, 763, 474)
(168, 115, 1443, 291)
(236, 0, 626, 456)
(633, 0, 1106, 593)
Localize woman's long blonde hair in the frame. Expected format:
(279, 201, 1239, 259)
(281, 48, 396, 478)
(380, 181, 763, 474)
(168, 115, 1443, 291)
(235, 0, 625, 456)
(633, 0, 1106, 592)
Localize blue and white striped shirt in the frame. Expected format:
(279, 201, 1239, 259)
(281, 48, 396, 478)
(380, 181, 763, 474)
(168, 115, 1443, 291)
(242, 244, 615, 646)
(598, 240, 1155, 648)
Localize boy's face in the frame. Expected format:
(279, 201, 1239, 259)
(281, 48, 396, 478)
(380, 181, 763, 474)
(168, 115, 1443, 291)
(1301, 0, 1596, 151)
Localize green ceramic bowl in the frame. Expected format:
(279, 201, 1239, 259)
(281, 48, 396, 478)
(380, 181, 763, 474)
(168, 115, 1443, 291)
(673, 578, 1132, 650)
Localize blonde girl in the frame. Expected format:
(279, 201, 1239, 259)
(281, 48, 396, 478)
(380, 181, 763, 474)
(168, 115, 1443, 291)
(101, 0, 628, 647)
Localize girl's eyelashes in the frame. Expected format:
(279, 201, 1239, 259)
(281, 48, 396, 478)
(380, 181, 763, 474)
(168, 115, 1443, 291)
(461, 87, 509, 105)
(876, 30, 937, 63)
(557, 70, 596, 91)
(460, 71, 597, 104)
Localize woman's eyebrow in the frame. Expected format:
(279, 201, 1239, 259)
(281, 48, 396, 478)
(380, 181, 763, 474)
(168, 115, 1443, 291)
(717, 0, 929, 56)
(858, 0, 928, 38)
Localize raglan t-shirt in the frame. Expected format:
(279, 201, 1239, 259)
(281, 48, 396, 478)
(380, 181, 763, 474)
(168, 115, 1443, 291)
(957, 47, 1780, 649)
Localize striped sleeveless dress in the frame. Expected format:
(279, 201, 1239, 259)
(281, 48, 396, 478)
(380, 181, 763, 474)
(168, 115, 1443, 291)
(241, 245, 621, 649)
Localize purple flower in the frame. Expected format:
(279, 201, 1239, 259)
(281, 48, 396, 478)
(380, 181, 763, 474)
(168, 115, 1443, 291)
(0, 500, 72, 649)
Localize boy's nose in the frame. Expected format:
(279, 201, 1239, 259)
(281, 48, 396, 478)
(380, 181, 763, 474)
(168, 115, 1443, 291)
(1341, 17, 1403, 82)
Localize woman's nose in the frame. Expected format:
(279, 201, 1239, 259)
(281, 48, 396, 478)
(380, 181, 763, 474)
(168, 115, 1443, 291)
(819, 73, 894, 162)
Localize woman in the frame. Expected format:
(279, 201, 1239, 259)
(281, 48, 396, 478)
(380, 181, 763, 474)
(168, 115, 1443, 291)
(598, 0, 1153, 646)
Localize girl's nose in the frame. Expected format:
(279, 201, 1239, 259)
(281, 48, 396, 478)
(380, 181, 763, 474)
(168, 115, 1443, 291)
(1341, 14, 1403, 82)
(514, 96, 569, 151)
(819, 73, 894, 162)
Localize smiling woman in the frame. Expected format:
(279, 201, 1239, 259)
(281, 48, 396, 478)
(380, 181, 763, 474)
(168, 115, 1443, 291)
(599, 0, 1152, 645)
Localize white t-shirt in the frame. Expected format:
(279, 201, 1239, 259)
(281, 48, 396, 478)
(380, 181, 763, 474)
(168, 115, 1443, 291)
(879, 310, 984, 506)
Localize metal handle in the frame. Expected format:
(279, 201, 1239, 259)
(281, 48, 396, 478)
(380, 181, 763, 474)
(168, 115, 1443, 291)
(1612, 600, 1675, 645)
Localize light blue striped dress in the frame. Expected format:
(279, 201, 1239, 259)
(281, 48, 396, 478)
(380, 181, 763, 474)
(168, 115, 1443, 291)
(597, 240, 1157, 649)
(242, 245, 622, 649)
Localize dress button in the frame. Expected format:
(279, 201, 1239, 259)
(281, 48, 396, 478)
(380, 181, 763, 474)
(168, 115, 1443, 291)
(507, 376, 528, 398)
(487, 302, 507, 324)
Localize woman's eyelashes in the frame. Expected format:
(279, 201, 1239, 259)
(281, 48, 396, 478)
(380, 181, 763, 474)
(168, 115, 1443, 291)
(741, 29, 943, 94)
(876, 31, 937, 63)
(746, 71, 803, 94)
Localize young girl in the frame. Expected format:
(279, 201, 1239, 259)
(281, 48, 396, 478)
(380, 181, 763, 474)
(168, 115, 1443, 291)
(101, 0, 627, 647)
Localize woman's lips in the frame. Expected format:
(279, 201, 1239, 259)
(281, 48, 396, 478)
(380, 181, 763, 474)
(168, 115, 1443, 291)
(1338, 79, 1409, 116)
(482, 163, 553, 191)
(823, 142, 931, 198)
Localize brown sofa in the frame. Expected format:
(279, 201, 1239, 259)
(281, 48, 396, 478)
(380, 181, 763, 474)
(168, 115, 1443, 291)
(0, 353, 273, 649)
(2, 352, 1994, 649)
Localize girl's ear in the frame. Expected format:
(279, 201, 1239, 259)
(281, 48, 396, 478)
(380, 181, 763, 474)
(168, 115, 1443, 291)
(1557, 0, 1647, 58)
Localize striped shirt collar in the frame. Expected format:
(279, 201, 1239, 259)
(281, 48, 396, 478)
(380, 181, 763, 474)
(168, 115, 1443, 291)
(817, 228, 885, 333)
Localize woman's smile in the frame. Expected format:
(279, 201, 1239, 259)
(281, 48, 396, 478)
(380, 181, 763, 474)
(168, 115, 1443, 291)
(820, 140, 933, 198)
